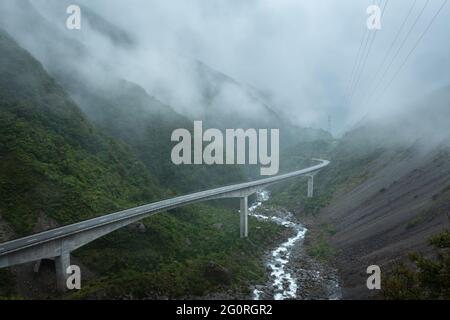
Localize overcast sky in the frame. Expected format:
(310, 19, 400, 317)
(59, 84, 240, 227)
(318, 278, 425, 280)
(2, 0, 450, 134)
(83, 0, 450, 134)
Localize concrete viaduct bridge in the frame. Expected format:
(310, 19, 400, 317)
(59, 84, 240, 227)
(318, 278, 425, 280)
(0, 159, 329, 291)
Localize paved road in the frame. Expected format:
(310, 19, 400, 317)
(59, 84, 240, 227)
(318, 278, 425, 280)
(0, 159, 329, 256)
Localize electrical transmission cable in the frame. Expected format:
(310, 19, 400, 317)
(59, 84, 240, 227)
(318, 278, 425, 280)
(346, 0, 377, 101)
(349, 0, 389, 106)
(346, 28, 368, 98)
(374, 0, 448, 103)
(367, 0, 430, 106)
(360, 0, 417, 106)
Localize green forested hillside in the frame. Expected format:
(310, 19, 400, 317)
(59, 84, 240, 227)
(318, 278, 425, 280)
(0, 30, 282, 299)
(59, 74, 245, 193)
(0, 30, 162, 235)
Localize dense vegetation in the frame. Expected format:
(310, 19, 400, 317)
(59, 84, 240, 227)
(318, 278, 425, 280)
(0, 31, 162, 235)
(383, 230, 450, 300)
(57, 68, 246, 194)
(1, 24, 447, 300)
(71, 204, 281, 299)
(0, 30, 282, 299)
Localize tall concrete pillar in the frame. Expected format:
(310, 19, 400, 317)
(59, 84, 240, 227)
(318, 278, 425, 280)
(307, 175, 314, 198)
(55, 252, 70, 292)
(33, 259, 41, 273)
(240, 196, 248, 238)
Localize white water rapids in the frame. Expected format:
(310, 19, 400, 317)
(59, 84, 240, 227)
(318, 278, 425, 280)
(248, 190, 308, 300)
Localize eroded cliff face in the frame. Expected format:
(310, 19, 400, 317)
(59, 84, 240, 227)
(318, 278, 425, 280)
(320, 142, 450, 298)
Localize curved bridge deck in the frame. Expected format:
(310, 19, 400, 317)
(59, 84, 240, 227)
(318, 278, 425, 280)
(0, 159, 329, 290)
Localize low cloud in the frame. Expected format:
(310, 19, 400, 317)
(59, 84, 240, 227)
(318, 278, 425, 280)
(1, 0, 449, 136)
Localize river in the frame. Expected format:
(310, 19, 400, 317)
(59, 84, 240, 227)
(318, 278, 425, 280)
(248, 190, 341, 300)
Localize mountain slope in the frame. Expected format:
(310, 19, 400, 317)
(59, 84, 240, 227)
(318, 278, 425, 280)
(267, 87, 450, 299)
(0, 0, 330, 170)
(0, 29, 283, 299)
(0, 0, 247, 192)
(319, 129, 450, 299)
(0, 30, 162, 236)
(57, 71, 246, 193)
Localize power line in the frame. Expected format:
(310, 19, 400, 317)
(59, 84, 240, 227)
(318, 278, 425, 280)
(345, 28, 368, 98)
(347, 26, 371, 100)
(349, 29, 376, 104)
(360, 0, 417, 106)
(375, 0, 448, 103)
(349, 0, 390, 106)
(367, 0, 430, 106)
(346, 0, 376, 101)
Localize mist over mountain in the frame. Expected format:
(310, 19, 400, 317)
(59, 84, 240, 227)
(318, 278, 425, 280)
(0, 1, 284, 129)
(0, 0, 448, 301)
(0, 0, 334, 186)
(53, 0, 450, 134)
(0, 28, 281, 299)
(268, 85, 450, 298)
(0, 30, 163, 235)
(2, 0, 450, 137)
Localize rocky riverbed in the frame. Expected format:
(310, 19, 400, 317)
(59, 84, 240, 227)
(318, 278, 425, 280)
(249, 191, 341, 300)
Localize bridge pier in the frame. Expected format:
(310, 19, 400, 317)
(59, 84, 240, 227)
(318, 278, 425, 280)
(33, 259, 41, 273)
(0, 160, 330, 290)
(307, 175, 314, 198)
(54, 252, 70, 292)
(240, 196, 248, 238)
